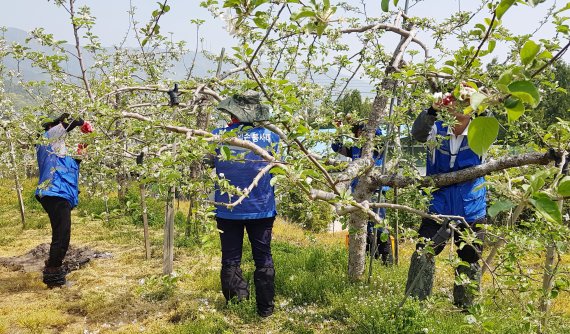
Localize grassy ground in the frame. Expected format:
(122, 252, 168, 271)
(0, 178, 569, 333)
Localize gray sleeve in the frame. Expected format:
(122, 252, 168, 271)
(411, 109, 437, 143)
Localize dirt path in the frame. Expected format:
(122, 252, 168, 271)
(0, 243, 112, 273)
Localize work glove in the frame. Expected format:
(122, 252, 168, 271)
(80, 121, 93, 134)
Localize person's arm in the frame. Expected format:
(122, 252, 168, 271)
(62, 118, 85, 132)
(411, 107, 437, 143)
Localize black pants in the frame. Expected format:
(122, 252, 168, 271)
(216, 216, 275, 267)
(366, 225, 391, 260)
(38, 196, 72, 267)
(217, 217, 276, 315)
(416, 217, 485, 263)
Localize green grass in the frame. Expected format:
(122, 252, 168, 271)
(0, 178, 568, 333)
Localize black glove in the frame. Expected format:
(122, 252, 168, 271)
(136, 152, 144, 165)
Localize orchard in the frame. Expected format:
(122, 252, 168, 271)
(0, 0, 569, 333)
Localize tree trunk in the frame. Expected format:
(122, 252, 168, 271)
(117, 169, 128, 207)
(347, 212, 368, 281)
(185, 196, 193, 238)
(539, 244, 556, 332)
(8, 132, 26, 228)
(394, 187, 399, 265)
(140, 183, 151, 260)
(163, 184, 175, 274)
(163, 142, 177, 275)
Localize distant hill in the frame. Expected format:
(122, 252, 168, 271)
(2, 27, 374, 96)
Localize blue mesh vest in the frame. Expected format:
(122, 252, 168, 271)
(213, 124, 280, 220)
(425, 121, 486, 222)
(35, 143, 80, 208)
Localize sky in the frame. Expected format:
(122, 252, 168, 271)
(0, 0, 565, 51)
(0, 0, 567, 96)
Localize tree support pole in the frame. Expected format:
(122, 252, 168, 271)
(7, 132, 26, 228)
(394, 187, 399, 265)
(163, 142, 177, 275)
(140, 183, 151, 260)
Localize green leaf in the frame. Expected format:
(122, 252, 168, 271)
(269, 166, 287, 176)
(508, 80, 541, 107)
(253, 17, 268, 29)
(467, 117, 499, 155)
(520, 40, 540, 65)
(537, 50, 553, 59)
(529, 192, 562, 224)
(222, 146, 231, 160)
(315, 23, 327, 36)
(496, 0, 516, 19)
(381, 0, 389, 12)
(557, 176, 570, 196)
(497, 70, 512, 85)
(488, 199, 516, 218)
(292, 9, 315, 20)
(487, 40, 496, 53)
(504, 96, 525, 122)
(393, 0, 399, 5)
(529, 172, 546, 193)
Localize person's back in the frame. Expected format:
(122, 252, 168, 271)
(213, 123, 279, 219)
(36, 123, 80, 208)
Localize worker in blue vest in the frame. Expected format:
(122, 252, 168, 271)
(213, 92, 280, 317)
(36, 113, 92, 288)
(405, 86, 486, 309)
(332, 123, 393, 265)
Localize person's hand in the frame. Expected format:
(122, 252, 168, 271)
(432, 92, 456, 112)
(80, 121, 93, 134)
(77, 143, 88, 155)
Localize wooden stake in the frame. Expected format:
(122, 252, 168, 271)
(163, 142, 177, 274)
(140, 183, 151, 260)
(7, 131, 25, 228)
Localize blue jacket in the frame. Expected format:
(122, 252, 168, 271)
(213, 123, 280, 220)
(35, 141, 80, 208)
(426, 122, 486, 222)
(331, 128, 388, 192)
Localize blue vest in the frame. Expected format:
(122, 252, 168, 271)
(331, 129, 388, 191)
(213, 124, 280, 220)
(35, 143, 80, 208)
(426, 122, 486, 222)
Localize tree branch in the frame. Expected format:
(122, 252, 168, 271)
(368, 150, 559, 190)
(121, 111, 284, 166)
(464, 9, 496, 71)
(69, 0, 94, 102)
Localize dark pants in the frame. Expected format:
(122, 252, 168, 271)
(366, 223, 392, 263)
(217, 216, 276, 316)
(416, 217, 485, 263)
(38, 196, 72, 267)
(217, 216, 275, 267)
